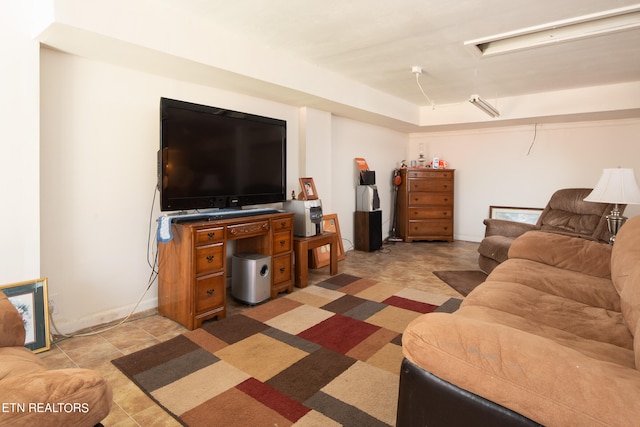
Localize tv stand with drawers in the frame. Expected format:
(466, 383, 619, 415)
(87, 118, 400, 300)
(158, 211, 294, 330)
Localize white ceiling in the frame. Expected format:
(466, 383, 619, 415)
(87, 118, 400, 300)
(35, 0, 640, 131)
(177, 0, 640, 107)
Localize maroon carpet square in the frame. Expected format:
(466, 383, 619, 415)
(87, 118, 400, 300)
(298, 314, 380, 354)
(236, 377, 310, 422)
(383, 295, 438, 314)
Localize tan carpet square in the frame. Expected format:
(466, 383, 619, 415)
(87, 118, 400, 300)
(321, 360, 398, 425)
(214, 333, 307, 382)
(366, 342, 404, 375)
(355, 282, 404, 302)
(365, 305, 423, 333)
(294, 409, 343, 427)
(284, 287, 340, 307)
(152, 361, 249, 416)
(265, 304, 334, 335)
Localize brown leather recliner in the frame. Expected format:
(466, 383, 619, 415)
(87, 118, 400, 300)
(477, 188, 618, 274)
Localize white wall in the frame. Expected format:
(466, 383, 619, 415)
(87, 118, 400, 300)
(0, 1, 41, 284)
(410, 118, 640, 241)
(39, 48, 301, 333)
(331, 117, 408, 249)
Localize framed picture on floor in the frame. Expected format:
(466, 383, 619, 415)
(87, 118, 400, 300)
(489, 206, 543, 225)
(0, 278, 51, 353)
(311, 214, 346, 268)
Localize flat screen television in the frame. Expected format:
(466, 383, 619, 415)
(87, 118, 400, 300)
(159, 97, 287, 212)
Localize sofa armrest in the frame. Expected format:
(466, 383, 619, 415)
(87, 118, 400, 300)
(402, 312, 640, 427)
(483, 219, 538, 238)
(508, 231, 612, 278)
(0, 293, 26, 348)
(0, 368, 112, 426)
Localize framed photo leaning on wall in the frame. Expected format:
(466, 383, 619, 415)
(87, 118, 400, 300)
(1, 278, 51, 353)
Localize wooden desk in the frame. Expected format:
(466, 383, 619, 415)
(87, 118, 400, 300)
(293, 232, 338, 288)
(158, 211, 294, 330)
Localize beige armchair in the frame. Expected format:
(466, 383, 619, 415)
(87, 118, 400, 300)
(478, 188, 618, 274)
(0, 292, 112, 426)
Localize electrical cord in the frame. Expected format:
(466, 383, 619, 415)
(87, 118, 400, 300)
(527, 123, 538, 156)
(49, 185, 161, 341)
(415, 73, 436, 108)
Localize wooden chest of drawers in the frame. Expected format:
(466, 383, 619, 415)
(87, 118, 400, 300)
(397, 168, 454, 242)
(158, 211, 294, 330)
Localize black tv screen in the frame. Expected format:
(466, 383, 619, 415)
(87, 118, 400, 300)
(159, 97, 286, 212)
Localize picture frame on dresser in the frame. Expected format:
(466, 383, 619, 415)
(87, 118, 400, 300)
(1, 278, 50, 353)
(311, 214, 345, 268)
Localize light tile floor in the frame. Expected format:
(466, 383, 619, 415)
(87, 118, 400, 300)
(37, 240, 480, 426)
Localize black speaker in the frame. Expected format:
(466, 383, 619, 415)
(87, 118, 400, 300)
(360, 170, 376, 185)
(354, 211, 382, 252)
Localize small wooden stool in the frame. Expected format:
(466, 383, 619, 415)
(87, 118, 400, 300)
(293, 232, 338, 288)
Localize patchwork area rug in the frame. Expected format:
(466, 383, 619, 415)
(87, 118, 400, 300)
(433, 270, 487, 297)
(112, 274, 462, 427)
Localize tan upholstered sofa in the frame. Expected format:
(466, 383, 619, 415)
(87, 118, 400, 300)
(0, 292, 112, 426)
(398, 214, 640, 426)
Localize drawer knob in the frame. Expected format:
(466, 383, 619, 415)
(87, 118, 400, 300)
(206, 255, 215, 263)
(280, 221, 286, 228)
(279, 240, 286, 246)
(207, 232, 215, 239)
(206, 288, 215, 296)
(280, 267, 285, 273)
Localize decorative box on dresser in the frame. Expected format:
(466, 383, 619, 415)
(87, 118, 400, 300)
(158, 211, 294, 330)
(397, 168, 454, 242)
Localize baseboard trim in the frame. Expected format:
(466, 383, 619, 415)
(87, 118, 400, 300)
(51, 297, 158, 336)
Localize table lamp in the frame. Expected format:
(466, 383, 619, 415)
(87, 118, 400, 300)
(584, 168, 640, 244)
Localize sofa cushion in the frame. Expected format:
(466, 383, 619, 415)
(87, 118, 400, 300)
(0, 347, 46, 379)
(488, 258, 620, 311)
(402, 312, 640, 427)
(508, 230, 611, 279)
(461, 281, 633, 351)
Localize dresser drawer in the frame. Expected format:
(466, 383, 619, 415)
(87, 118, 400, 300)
(272, 254, 292, 284)
(272, 230, 292, 254)
(408, 220, 453, 236)
(195, 226, 224, 244)
(408, 207, 453, 220)
(227, 220, 270, 238)
(409, 179, 453, 193)
(272, 217, 293, 231)
(407, 170, 453, 179)
(195, 242, 224, 274)
(195, 272, 225, 314)
(409, 193, 453, 206)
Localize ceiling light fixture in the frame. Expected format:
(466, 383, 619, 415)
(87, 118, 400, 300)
(469, 94, 499, 117)
(464, 4, 640, 57)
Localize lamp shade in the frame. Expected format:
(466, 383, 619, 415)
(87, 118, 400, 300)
(584, 168, 640, 205)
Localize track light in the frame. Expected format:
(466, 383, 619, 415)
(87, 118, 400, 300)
(469, 94, 500, 117)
